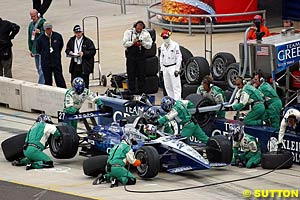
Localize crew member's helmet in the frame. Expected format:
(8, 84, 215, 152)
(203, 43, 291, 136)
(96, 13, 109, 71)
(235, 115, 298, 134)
(253, 15, 263, 24)
(232, 124, 244, 142)
(72, 77, 85, 95)
(36, 114, 53, 124)
(161, 96, 175, 112)
(144, 107, 160, 123)
(121, 133, 136, 146)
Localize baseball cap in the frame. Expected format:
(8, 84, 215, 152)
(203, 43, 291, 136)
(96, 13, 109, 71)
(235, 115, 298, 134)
(43, 21, 53, 29)
(161, 30, 171, 39)
(73, 25, 82, 32)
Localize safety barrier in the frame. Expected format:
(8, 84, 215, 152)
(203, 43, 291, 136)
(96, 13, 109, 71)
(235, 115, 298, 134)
(0, 77, 95, 117)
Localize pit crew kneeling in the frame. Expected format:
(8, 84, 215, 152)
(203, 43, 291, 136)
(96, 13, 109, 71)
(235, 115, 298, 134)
(231, 125, 261, 168)
(12, 114, 60, 170)
(93, 133, 141, 187)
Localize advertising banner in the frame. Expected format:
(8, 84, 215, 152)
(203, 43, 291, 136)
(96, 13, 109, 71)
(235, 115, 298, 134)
(162, 0, 258, 24)
(276, 40, 300, 73)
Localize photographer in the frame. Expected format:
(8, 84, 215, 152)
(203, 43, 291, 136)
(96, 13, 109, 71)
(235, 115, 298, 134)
(123, 20, 152, 95)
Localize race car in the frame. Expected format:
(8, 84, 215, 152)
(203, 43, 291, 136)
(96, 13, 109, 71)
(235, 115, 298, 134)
(79, 113, 233, 179)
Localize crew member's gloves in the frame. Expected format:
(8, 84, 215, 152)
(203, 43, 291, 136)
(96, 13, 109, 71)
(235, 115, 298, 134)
(133, 159, 141, 167)
(174, 70, 179, 77)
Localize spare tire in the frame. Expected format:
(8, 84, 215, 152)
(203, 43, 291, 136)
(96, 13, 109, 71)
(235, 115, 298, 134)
(145, 28, 156, 43)
(49, 126, 79, 159)
(206, 135, 233, 164)
(225, 63, 239, 91)
(83, 155, 108, 177)
(185, 93, 216, 127)
(185, 57, 210, 85)
(179, 46, 194, 81)
(211, 52, 236, 81)
(1, 133, 27, 161)
(135, 146, 160, 178)
(261, 150, 293, 169)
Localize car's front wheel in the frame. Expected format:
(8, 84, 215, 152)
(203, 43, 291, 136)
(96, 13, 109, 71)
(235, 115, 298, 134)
(135, 146, 160, 178)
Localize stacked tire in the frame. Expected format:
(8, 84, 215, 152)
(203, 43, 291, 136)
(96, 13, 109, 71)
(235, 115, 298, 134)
(210, 52, 237, 91)
(143, 28, 159, 94)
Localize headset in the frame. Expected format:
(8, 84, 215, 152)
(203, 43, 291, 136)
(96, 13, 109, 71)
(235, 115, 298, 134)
(253, 71, 265, 83)
(133, 20, 145, 29)
(38, 13, 41, 18)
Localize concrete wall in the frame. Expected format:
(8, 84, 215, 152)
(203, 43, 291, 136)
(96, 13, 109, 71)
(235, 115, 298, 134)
(0, 77, 95, 117)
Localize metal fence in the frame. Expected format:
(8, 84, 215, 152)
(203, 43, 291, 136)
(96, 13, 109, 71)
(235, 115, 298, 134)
(94, 0, 156, 5)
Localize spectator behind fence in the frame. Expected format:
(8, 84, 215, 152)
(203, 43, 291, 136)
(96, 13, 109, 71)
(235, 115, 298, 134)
(28, 9, 46, 84)
(36, 21, 67, 88)
(0, 18, 20, 78)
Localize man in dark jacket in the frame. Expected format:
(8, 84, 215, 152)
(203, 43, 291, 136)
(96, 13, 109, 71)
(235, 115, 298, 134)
(65, 25, 96, 88)
(32, 0, 52, 17)
(36, 21, 66, 88)
(0, 18, 20, 78)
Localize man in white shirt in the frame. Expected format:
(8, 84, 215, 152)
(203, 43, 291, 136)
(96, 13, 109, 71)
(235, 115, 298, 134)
(159, 30, 182, 100)
(123, 20, 153, 94)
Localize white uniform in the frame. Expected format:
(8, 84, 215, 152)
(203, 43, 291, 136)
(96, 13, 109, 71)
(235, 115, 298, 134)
(278, 108, 300, 144)
(160, 39, 182, 100)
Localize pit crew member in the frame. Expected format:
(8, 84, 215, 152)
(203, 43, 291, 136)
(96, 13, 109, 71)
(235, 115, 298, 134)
(197, 75, 226, 118)
(157, 96, 209, 144)
(12, 114, 60, 170)
(252, 72, 282, 129)
(231, 125, 261, 168)
(232, 77, 265, 126)
(93, 133, 141, 187)
(63, 77, 104, 130)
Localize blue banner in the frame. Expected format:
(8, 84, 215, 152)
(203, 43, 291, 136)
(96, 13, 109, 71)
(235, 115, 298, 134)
(275, 40, 300, 73)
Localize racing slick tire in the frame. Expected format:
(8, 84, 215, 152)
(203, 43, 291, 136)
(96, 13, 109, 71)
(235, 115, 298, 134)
(185, 93, 216, 127)
(206, 135, 233, 164)
(145, 56, 159, 76)
(180, 46, 194, 81)
(83, 155, 109, 177)
(211, 52, 236, 81)
(145, 28, 156, 43)
(144, 43, 157, 58)
(225, 63, 239, 91)
(185, 56, 210, 85)
(135, 146, 160, 178)
(261, 150, 293, 169)
(49, 126, 79, 159)
(1, 133, 27, 161)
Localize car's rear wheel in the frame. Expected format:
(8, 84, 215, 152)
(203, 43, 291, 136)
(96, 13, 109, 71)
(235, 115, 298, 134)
(135, 146, 160, 178)
(206, 135, 233, 164)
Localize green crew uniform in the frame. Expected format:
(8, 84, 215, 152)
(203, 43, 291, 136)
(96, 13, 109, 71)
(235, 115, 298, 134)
(20, 122, 60, 169)
(258, 82, 282, 129)
(232, 133, 261, 168)
(158, 100, 209, 144)
(105, 141, 138, 185)
(63, 87, 103, 129)
(232, 84, 265, 126)
(197, 85, 226, 118)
